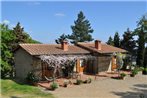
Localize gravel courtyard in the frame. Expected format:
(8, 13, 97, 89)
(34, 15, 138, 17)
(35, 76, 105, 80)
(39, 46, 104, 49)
(50, 72, 147, 98)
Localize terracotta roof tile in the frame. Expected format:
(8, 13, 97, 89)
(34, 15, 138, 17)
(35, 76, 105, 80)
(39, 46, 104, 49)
(77, 42, 127, 53)
(19, 44, 90, 55)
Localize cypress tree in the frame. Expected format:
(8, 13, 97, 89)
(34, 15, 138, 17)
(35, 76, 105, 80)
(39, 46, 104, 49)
(113, 32, 120, 47)
(107, 36, 114, 46)
(135, 15, 147, 67)
(121, 28, 136, 55)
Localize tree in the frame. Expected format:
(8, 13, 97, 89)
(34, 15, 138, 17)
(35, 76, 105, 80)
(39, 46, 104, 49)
(1, 22, 40, 78)
(113, 32, 120, 47)
(120, 28, 136, 55)
(134, 15, 147, 67)
(107, 36, 114, 45)
(0, 24, 15, 78)
(144, 47, 147, 67)
(12, 22, 27, 49)
(55, 33, 67, 44)
(68, 11, 94, 44)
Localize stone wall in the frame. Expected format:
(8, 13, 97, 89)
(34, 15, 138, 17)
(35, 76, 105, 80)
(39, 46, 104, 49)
(14, 48, 33, 81)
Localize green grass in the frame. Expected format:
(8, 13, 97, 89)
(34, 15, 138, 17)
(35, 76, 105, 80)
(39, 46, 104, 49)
(1, 79, 54, 98)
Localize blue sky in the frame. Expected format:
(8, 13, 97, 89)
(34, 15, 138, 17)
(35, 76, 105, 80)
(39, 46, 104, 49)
(1, 1, 147, 43)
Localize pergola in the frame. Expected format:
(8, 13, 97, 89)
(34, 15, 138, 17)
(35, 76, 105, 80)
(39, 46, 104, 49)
(39, 55, 96, 79)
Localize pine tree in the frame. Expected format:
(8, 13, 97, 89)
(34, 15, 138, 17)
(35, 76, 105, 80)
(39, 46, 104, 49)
(135, 15, 147, 67)
(55, 33, 67, 44)
(107, 36, 114, 45)
(113, 32, 120, 47)
(13, 22, 27, 43)
(121, 28, 136, 55)
(144, 47, 147, 67)
(68, 11, 94, 44)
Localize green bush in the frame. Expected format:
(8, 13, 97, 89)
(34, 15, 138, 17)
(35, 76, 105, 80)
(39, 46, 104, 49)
(83, 78, 92, 84)
(76, 79, 83, 85)
(138, 67, 144, 71)
(26, 72, 38, 83)
(120, 73, 126, 78)
(50, 82, 58, 90)
(143, 68, 147, 72)
(87, 77, 92, 83)
(131, 69, 138, 75)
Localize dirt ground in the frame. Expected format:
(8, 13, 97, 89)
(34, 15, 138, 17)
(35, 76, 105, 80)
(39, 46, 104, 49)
(49, 72, 147, 98)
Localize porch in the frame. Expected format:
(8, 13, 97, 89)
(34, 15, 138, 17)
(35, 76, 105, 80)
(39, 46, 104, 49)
(37, 71, 131, 89)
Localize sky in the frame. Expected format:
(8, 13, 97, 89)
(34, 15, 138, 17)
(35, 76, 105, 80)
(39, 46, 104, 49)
(1, 1, 147, 43)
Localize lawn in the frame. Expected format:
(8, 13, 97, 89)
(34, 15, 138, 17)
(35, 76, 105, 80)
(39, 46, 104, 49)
(1, 79, 54, 98)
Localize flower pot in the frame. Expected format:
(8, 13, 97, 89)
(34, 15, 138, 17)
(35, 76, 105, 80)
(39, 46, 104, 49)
(142, 71, 147, 75)
(121, 77, 125, 80)
(130, 74, 135, 77)
(64, 84, 68, 87)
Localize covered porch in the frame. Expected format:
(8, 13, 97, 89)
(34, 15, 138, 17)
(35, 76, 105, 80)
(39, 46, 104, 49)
(39, 55, 97, 80)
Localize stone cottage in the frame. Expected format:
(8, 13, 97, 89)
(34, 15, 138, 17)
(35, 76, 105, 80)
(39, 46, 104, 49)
(14, 40, 127, 80)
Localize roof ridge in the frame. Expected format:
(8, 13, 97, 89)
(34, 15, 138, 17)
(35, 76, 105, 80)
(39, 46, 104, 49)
(19, 43, 77, 46)
(78, 42, 105, 44)
(19, 43, 60, 45)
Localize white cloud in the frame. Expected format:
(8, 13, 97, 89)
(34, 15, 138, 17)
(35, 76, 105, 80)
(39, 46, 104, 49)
(33, 2, 40, 5)
(2, 20, 10, 24)
(9, 24, 15, 29)
(54, 13, 66, 17)
(27, 2, 41, 5)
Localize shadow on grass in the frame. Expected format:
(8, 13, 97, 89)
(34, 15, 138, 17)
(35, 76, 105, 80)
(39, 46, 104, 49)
(11, 96, 21, 98)
(112, 83, 147, 98)
(111, 76, 121, 80)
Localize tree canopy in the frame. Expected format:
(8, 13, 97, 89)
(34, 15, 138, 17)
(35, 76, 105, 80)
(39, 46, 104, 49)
(68, 11, 94, 44)
(121, 28, 136, 55)
(55, 33, 67, 44)
(113, 32, 120, 47)
(107, 36, 114, 46)
(134, 15, 147, 67)
(1, 22, 40, 78)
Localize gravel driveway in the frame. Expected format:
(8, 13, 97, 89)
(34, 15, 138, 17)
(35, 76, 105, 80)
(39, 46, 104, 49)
(51, 72, 147, 98)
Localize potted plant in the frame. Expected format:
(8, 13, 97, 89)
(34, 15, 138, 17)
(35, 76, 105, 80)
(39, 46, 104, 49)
(63, 80, 69, 87)
(139, 67, 144, 71)
(50, 82, 58, 90)
(83, 77, 92, 84)
(120, 73, 126, 80)
(76, 79, 83, 85)
(130, 69, 138, 77)
(26, 72, 39, 85)
(142, 68, 147, 75)
(87, 77, 92, 83)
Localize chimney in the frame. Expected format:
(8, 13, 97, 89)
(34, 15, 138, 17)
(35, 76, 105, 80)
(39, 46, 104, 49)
(61, 40, 68, 51)
(95, 40, 101, 50)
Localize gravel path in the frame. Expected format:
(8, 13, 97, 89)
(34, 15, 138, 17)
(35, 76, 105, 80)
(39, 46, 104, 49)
(51, 72, 147, 98)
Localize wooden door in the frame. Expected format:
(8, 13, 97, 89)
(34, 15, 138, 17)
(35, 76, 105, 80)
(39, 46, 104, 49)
(111, 56, 117, 70)
(76, 59, 85, 73)
(42, 62, 53, 78)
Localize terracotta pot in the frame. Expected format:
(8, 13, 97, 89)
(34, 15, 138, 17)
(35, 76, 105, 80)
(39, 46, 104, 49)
(121, 77, 125, 80)
(64, 84, 68, 87)
(130, 74, 135, 77)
